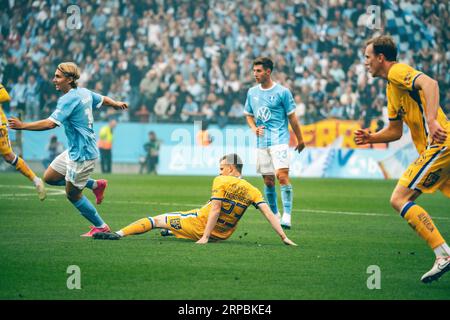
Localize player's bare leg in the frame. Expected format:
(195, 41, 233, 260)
(44, 166, 107, 204)
(391, 184, 450, 283)
(43, 166, 66, 186)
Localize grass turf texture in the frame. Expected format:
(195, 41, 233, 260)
(0, 173, 449, 299)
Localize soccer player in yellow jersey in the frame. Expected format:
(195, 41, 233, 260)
(354, 35, 450, 283)
(93, 154, 297, 246)
(0, 83, 46, 200)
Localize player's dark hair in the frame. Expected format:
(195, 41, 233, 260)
(366, 35, 397, 62)
(253, 57, 274, 72)
(220, 154, 243, 174)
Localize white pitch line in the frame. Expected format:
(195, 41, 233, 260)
(1, 185, 448, 220)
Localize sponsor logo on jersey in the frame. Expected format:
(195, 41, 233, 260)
(256, 107, 271, 122)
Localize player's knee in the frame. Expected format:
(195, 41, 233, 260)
(263, 176, 276, 187)
(276, 169, 290, 185)
(277, 174, 290, 185)
(390, 193, 406, 212)
(153, 215, 165, 228)
(3, 152, 16, 164)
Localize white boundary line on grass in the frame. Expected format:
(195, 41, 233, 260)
(1, 184, 448, 220)
(0, 184, 66, 198)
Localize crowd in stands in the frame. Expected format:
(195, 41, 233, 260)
(1, 0, 449, 128)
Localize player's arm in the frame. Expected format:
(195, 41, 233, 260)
(8, 117, 56, 131)
(196, 199, 222, 245)
(288, 112, 305, 153)
(102, 95, 128, 110)
(257, 202, 297, 246)
(245, 115, 264, 136)
(354, 120, 403, 145)
(0, 84, 11, 103)
(413, 74, 447, 144)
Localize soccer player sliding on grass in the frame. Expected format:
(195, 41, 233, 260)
(354, 36, 450, 283)
(8, 62, 128, 237)
(93, 154, 297, 246)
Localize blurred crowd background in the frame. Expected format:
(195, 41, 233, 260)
(1, 0, 449, 129)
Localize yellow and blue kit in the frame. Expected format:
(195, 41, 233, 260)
(165, 175, 266, 241)
(387, 63, 450, 196)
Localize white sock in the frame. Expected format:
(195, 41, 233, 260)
(116, 230, 124, 237)
(33, 176, 41, 186)
(92, 181, 98, 189)
(434, 243, 450, 257)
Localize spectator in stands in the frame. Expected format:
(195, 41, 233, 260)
(180, 94, 200, 122)
(228, 99, 245, 123)
(0, 0, 447, 128)
(24, 75, 40, 120)
(154, 91, 175, 121)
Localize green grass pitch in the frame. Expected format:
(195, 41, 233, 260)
(0, 173, 449, 299)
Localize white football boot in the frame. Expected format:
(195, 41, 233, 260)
(280, 213, 291, 230)
(421, 256, 450, 283)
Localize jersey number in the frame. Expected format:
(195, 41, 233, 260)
(84, 108, 94, 129)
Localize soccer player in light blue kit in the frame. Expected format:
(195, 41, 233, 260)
(8, 62, 128, 237)
(244, 57, 305, 229)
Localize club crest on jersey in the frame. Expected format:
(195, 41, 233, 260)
(170, 217, 182, 230)
(268, 95, 276, 103)
(423, 170, 440, 188)
(256, 107, 271, 122)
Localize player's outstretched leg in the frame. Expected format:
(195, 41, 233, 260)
(6, 153, 46, 201)
(93, 217, 156, 240)
(86, 179, 107, 204)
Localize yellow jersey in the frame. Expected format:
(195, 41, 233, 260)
(0, 83, 11, 127)
(387, 63, 449, 153)
(197, 175, 265, 240)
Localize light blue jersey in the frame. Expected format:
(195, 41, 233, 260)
(49, 88, 103, 161)
(244, 83, 296, 148)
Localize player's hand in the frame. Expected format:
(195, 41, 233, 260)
(282, 237, 298, 246)
(428, 119, 447, 144)
(353, 129, 371, 145)
(114, 101, 128, 110)
(254, 126, 265, 136)
(7, 117, 23, 130)
(295, 141, 305, 153)
(196, 237, 209, 245)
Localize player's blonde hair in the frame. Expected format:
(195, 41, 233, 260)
(57, 62, 80, 88)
